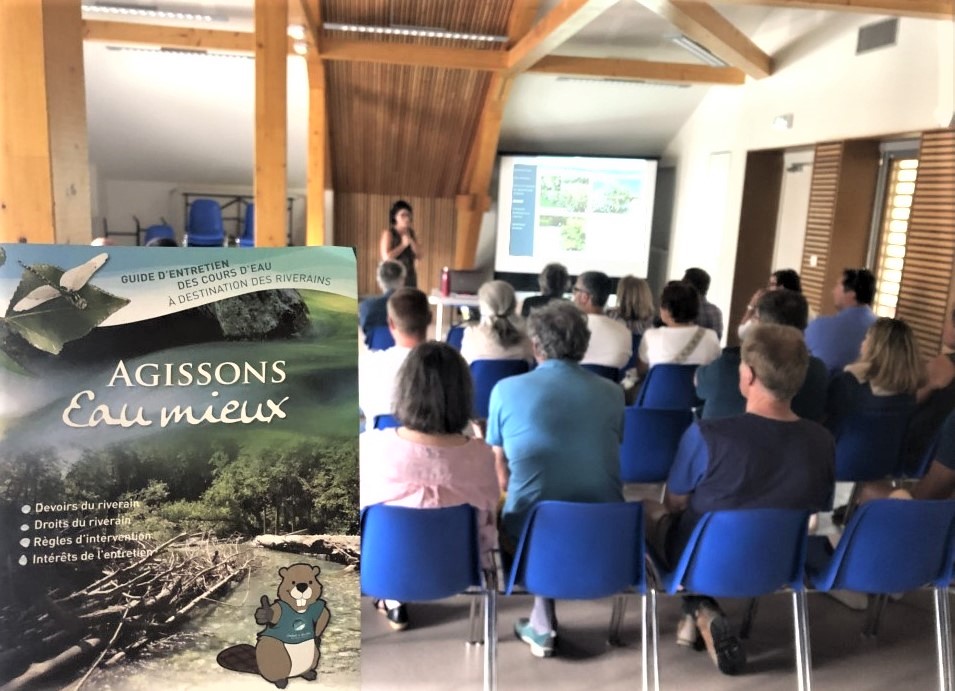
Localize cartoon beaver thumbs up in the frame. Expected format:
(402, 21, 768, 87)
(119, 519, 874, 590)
(255, 595, 275, 626)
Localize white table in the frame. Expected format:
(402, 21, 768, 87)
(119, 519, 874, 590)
(428, 291, 481, 339)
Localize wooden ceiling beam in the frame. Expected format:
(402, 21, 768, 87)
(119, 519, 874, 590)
(678, 0, 954, 20)
(506, 0, 544, 44)
(318, 37, 507, 70)
(633, 0, 774, 78)
(506, 0, 620, 74)
(529, 54, 746, 84)
(299, 0, 330, 246)
(82, 19, 257, 52)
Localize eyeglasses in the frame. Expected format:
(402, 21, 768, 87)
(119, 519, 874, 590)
(572, 286, 588, 294)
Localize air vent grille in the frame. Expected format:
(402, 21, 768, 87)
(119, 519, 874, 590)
(857, 18, 898, 54)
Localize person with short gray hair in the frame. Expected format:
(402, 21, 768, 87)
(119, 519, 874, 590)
(487, 300, 624, 658)
(460, 280, 533, 364)
(359, 260, 407, 345)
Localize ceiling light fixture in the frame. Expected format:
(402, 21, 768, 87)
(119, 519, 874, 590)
(105, 45, 252, 59)
(773, 113, 795, 130)
(82, 3, 216, 22)
(669, 35, 728, 67)
(322, 22, 507, 43)
(292, 40, 308, 55)
(287, 24, 307, 41)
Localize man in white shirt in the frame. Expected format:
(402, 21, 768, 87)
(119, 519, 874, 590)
(573, 271, 632, 369)
(358, 288, 431, 424)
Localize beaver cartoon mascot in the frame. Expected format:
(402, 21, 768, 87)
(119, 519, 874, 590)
(217, 563, 331, 688)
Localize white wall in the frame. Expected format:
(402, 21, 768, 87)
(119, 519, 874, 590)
(663, 15, 954, 321)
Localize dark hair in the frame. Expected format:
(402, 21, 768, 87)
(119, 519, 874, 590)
(539, 263, 569, 297)
(756, 289, 809, 331)
(386, 288, 431, 338)
(389, 200, 413, 228)
(577, 271, 613, 308)
(394, 342, 473, 434)
(841, 268, 876, 305)
(682, 268, 711, 297)
(377, 260, 406, 290)
(771, 269, 802, 292)
(661, 281, 700, 323)
(145, 237, 179, 247)
(527, 301, 590, 362)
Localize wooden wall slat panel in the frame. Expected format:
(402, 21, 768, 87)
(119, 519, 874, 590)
(800, 142, 843, 311)
(334, 192, 456, 298)
(896, 129, 955, 359)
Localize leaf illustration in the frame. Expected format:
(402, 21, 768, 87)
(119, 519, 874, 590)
(3, 263, 129, 354)
(0, 346, 30, 376)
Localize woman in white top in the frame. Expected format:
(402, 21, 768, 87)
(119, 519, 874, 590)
(460, 280, 534, 364)
(638, 281, 720, 374)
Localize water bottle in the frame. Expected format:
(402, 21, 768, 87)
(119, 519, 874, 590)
(440, 266, 450, 296)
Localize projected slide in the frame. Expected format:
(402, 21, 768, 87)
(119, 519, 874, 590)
(496, 156, 657, 278)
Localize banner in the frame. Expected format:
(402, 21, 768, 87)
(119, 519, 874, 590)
(0, 244, 359, 690)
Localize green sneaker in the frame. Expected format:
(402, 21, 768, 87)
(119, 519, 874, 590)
(514, 618, 556, 658)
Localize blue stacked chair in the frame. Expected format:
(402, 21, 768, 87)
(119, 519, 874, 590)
(636, 364, 700, 409)
(367, 326, 395, 351)
(361, 504, 497, 691)
(446, 324, 466, 350)
(619, 407, 694, 488)
(186, 198, 225, 247)
(470, 359, 530, 418)
(239, 202, 255, 247)
(372, 414, 400, 430)
(143, 223, 175, 245)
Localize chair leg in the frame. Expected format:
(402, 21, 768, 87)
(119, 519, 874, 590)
(484, 581, 498, 691)
(739, 597, 759, 639)
(609, 594, 627, 646)
(863, 594, 887, 638)
(843, 483, 861, 524)
(642, 589, 660, 691)
(792, 590, 813, 691)
(468, 595, 482, 644)
(932, 586, 953, 691)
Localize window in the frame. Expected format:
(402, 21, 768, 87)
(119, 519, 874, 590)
(871, 156, 918, 318)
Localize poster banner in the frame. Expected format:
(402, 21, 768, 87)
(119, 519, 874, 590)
(0, 244, 359, 690)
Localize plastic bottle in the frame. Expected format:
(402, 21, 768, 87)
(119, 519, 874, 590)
(440, 266, 450, 296)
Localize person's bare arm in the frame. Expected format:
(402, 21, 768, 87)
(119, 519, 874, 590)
(917, 354, 955, 404)
(407, 229, 423, 259)
(911, 461, 955, 500)
(379, 229, 409, 261)
(663, 487, 689, 514)
(492, 445, 510, 492)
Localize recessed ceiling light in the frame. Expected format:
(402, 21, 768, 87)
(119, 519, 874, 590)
(323, 22, 507, 43)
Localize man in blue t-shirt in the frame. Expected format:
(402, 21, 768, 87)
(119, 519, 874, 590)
(804, 268, 877, 373)
(487, 300, 624, 659)
(646, 324, 834, 676)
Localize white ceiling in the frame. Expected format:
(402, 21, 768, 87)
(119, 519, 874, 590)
(81, 0, 830, 187)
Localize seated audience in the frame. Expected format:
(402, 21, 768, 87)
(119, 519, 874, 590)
(487, 301, 624, 658)
(359, 260, 406, 346)
(737, 268, 805, 340)
(606, 275, 655, 336)
(573, 271, 632, 370)
(521, 262, 569, 317)
(358, 288, 430, 424)
(644, 324, 834, 675)
(638, 282, 720, 374)
(805, 268, 877, 373)
(683, 268, 723, 339)
(825, 317, 923, 436)
(696, 289, 828, 421)
(460, 280, 533, 364)
(360, 342, 499, 631)
(866, 407, 955, 501)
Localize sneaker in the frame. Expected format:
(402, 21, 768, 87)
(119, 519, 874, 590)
(676, 613, 699, 648)
(513, 618, 556, 658)
(696, 604, 746, 675)
(373, 599, 409, 631)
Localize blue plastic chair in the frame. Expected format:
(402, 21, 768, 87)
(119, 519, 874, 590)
(361, 504, 496, 691)
(650, 509, 813, 691)
(373, 414, 400, 430)
(446, 324, 466, 350)
(807, 499, 955, 689)
(186, 199, 225, 247)
(636, 364, 700, 409)
(239, 202, 255, 247)
(506, 501, 652, 691)
(367, 326, 395, 351)
(619, 407, 694, 485)
(470, 359, 530, 418)
(582, 363, 622, 382)
(620, 333, 642, 377)
(143, 223, 175, 244)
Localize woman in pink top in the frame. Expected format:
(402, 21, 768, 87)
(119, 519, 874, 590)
(360, 341, 500, 631)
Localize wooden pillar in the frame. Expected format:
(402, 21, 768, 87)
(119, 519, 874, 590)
(305, 54, 327, 246)
(254, 0, 288, 247)
(0, 0, 90, 245)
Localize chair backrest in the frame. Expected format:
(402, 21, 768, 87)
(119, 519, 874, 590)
(582, 363, 622, 382)
(620, 333, 642, 374)
(445, 324, 466, 351)
(187, 198, 225, 247)
(636, 364, 700, 409)
(809, 499, 955, 593)
(373, 414, 400, 430)
(143, 223, 175, 244)
(619, 407, 694, 483)
(239, 202, 255, 247)
(834, 410, 912, 481)
(663, 508, 810, 597)
(470, 359, 530, 418)
(367, 326, 396, 351)
(360, 504, 482, 601)
(506, 501, 645, 599)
